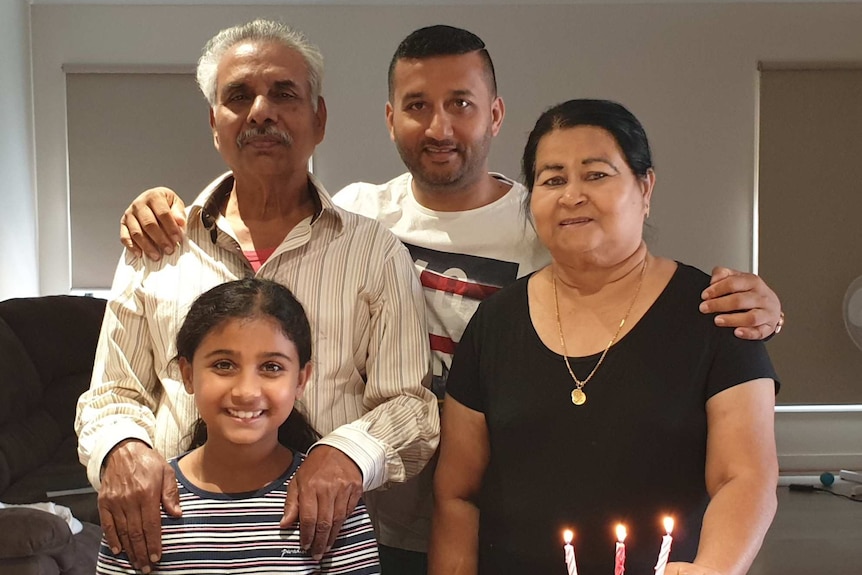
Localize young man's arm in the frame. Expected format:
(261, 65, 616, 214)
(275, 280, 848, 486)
(701, 267, 783, 340)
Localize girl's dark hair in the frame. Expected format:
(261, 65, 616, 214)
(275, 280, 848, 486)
(177, 278, 320, 452)
(521, 98, 654, 194)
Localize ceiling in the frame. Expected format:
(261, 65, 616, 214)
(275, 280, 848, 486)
(28, 0, 862, 5)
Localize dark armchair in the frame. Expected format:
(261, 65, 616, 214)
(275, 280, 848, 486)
(0, 295, 106, 575)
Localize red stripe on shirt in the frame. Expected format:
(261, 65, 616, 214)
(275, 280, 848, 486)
(429, 334, 457, 355)
(419, 269, 501, 300)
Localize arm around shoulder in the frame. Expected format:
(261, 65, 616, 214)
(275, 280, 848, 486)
(701, 267, 783, 341)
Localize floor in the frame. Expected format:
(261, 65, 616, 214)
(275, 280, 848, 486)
(748, 478, 862, 574)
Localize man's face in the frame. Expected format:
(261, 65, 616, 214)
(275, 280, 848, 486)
(209, 40, 326, 181)
(386, 52, 504, 192)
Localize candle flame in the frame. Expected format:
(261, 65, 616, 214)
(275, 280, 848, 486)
(663, 516, 674, 534)
(563, 529, 574, 544)
(615, 524, 627, 543)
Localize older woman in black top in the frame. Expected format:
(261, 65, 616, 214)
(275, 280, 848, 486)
(430, 99, 777, 575)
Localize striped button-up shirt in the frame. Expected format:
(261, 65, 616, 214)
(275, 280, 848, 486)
(76, 172, 438, 494)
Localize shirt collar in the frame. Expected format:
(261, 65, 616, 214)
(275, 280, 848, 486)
(189, 171, 345, 240)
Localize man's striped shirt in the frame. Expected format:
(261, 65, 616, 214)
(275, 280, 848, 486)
(76, 173, 438, 495)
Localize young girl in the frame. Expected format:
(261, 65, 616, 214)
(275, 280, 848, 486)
(97, 278, 380, 574)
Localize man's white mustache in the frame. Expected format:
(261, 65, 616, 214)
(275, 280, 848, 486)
(236, 126, 293, 148)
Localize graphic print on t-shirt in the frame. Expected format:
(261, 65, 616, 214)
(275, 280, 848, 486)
(404, 242, 520, 399)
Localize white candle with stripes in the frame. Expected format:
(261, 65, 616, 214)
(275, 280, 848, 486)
(654, 517, 675, 575)
(562, 529, 578, 575)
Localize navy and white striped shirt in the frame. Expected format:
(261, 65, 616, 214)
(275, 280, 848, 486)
(97, 452, 380, 574)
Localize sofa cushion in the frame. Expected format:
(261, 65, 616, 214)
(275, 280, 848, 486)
(0, 317, 42, 426)
(0, 510, 101, 575)
(0, 318, 45, 494)
(0, 508, 72, 560)
(0, 409, 62, 496)
(0, 553, 61, 575)
(0, 296, 105, 386)
(54, 522, 101, 575)
(1, 436, 98, 525)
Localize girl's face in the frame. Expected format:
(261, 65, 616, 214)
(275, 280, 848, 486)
(179, 316, 311, 449)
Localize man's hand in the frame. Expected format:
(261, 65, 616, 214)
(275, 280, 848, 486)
(98, 439, 182, 573)
(120, 187, 187, 261)
(281, 446, 363, 560)
(700, 267, 783, 341)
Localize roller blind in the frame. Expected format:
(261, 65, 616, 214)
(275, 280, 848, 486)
(66, 71, 225, 290)
(759, 67, 862, 404)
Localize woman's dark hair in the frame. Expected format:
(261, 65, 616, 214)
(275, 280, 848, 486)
(521, 99, 654, 194)
(177, 278, 320, 452)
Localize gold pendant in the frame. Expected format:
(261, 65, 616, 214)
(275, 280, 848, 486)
(571, 388, 587, 405)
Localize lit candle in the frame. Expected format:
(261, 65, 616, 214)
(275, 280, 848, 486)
(654, 517, 675, 575)
(614, 524, 627, 575)
(562, 529, 578, 575)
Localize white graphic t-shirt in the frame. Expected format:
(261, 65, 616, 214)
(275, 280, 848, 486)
(336, 172, 550, 399)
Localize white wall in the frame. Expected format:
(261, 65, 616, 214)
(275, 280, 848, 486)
(776, 407, 862, 472)
(27, 2, 862, 469)
(0, 0, 39, 299)
(29, 3, 862, 294)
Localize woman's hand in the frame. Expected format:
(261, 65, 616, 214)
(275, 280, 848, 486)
(665, 562, 723, 575)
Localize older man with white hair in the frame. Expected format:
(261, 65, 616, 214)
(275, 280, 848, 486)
(76, 19, 437, 574)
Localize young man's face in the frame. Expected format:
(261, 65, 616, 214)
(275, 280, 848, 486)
(386, 51, 504, 193)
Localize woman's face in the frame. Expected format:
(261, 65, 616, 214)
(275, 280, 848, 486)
(529, 126, 654, 266)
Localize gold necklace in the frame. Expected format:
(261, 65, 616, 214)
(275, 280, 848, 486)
(552, 257, 648, 406)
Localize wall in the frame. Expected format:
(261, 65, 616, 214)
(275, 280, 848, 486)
(0, 0, 39, 299)
(29, 3, 862, 293)
(64, 71, 225, 289)
(27, 2, 862, 469)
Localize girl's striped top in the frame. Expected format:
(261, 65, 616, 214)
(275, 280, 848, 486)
(96, 451, 380, 574)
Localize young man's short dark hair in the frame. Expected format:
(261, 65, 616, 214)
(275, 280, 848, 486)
(387, 25, 498, 99)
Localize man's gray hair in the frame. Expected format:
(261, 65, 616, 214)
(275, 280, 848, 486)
(196, 19, 324, 110)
